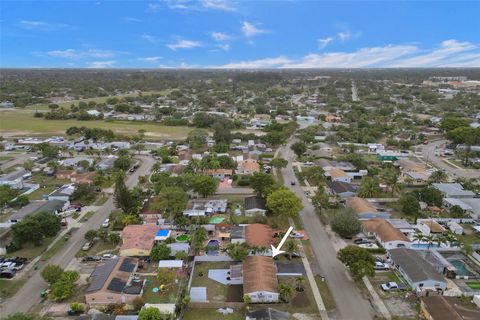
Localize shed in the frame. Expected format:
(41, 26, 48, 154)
(158, 260, 183, 268)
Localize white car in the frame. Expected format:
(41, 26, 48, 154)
(374, 262, 389, 270)
(102, 219, 110, 228)
(359, 243, 379, 249)
(289, 232, 305, 239)
(102, 253, 117, 260)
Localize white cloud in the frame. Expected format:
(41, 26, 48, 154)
(213, 39, 480, 68)
(46, 49, 115, 59)
(338, 31, 351, 42)
(201, 0, 235, 11)
(241, 21, 267, 38)
(211, 32, 232, 42)
(19, 20, 69, 31)
(217, 44, 230, 51)
(216, 56, 293, 69)
(147, 3, 162, 12)
(124, 17, 142, 22)
(318, 37, 333, 49)
(141, 34, 158, 44)
(87, 60, 116, 68)
(167, 39, 202, 50)
(138, 56, 162, 62)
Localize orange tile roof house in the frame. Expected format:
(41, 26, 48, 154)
(120, 224, 159, 257)
(345, 197, 390, 220)
(325, 168, 352, 183)
(420, 220, 446, 234)
(245, 224, 274, 249)
(236, 159, 260, 175)
(85, 257, 143, 307)
(243, 256, 279, 303)
(362, 218, 411, 249)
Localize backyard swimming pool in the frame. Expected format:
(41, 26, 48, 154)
(209, 217, 225, 224)
(206, 240, 220, 255)
(450, 259, 472, 276)
(411, 243, 440, 249)
(175, 234, 190, 243)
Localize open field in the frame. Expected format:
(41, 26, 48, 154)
(0, 109, 192, 140)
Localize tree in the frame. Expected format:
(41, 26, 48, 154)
(337, 246, 375, 280)
(295, 276, 306, 292)
(450, 205, 465, 218)
(108, 232, 121, 245)
(263, 131, 287, 146)
(266, 188, 303, 218)
(278, 283, 293, 302)
(270, 157, 288, 169)
(284, 239, 298, 260)
(114, 156, 132, 171)
(49, 273, 78, 301)
(4, 314, 51, 320)
(150, 243, 171, 261)
(175, 251, 188, 261)
(132, 297, 145, 311)
(331, 208, 362, 238)
(69, 302, 85, 314)
(114, 172, 135, 213)
(291, 141, 307, 158)
(187, 129, 208, 149)
(440, 117, 470, 132)
(121, 214, 141, 226)
(381, 168, 399, 196)
(138, 307, 161, 320)
(399, 193, 420, 216)
(84, 229, 97, 242)
(226, 243, 250, 261)
(358, 177, 382, 198)
(243, 294, 252, 304)
(419, 187, 443, 207)
(413, 231, 425, 244)
(12, 212, 61, 246)
(191, 175, 218, 198)
(151, 187, 188, 219)
(0, 185, 19, 206)
(191, 227, 207, 254)
(429, 170, 448, 183)
(249, 172, 278, 198)
(41, 264, 64, 285)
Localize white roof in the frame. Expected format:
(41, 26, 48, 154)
(158, 260, 183, 268)
(444, 198, 473, 211)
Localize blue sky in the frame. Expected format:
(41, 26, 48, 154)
(1, 0, 479, 68)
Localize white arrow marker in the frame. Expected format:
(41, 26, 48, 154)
(271, 226, 294, 258)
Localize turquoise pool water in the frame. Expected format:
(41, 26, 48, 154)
(209, 217, 225, 224)
(411, 243, 440, 249)
(450, 259, 471, 276)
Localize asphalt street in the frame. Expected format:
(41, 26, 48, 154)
(278, 139, 374, 320)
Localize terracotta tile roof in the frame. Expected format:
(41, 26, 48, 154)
(205, 169, 234, 175)
(362, 218, 410, 243)
(245, 224, 273, 248)
(243, 256, 278, 294)
(346, 197, 378, 214)
(120, 224, 159, 252)
(329, 168, 348, 178)
(238, 159, 260, 173)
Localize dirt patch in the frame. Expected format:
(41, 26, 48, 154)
(226, 285, 243, 302)
(291, 290, 310, 307)
(384, 296, 418, 318)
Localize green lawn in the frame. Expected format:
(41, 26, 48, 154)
(0, 110, 192, 140)
(315, 276, 336, 311)
(27, 186, 56, 200)
(143, 277, 179, 304)
(7, 236, 56, 260)
(0, 278, 27, 299)
(40, 234, 70, 261)
(466, 281, 480, 290)
(183, 308, 245, 320)
(191, 262, 230, 302)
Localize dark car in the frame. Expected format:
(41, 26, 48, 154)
(354, 238, 372, 245)
(291, 181, 296, 186)
(0, 269, 16, 279)
(82, 256, 102, 262)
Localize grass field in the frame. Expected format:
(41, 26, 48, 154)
(0, 278, 27, 299)
(466, 281, 480, 290)
(0, 109, 192, 140)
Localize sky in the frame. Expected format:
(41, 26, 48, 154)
(1, 0, 479, 68)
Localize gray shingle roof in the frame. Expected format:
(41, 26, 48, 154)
(388, 248, 445, 283)
(245, 196, 266, 210)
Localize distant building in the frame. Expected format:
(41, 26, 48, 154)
(362, 218, 411, 249)
(345, 197, 390, 220)
(48, 184, 76, 202)
(432, 183, 476, 199)
(96, 156, 117, 171)
(244, 196, 267, 216)
(0, 169, 30, 189)
(9, 200, 67, 224)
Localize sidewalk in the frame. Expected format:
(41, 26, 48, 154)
(362, 276, 391, 319)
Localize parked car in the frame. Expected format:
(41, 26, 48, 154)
(354, 238, 372, 245)
(381, 282, 406, 291)
(102, 253, 117, 260)
(102, 219, 110, 228)
(374, 262, 390, 270)
(291, 181, 296, 186)
(359, 243, 379, 249)
(82, 256, 102, 262)
(289, 232, 305, 239)
(82, 241, 94, 251)
(0, 269, 16, 279)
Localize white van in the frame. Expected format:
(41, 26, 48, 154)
(102, 219, 110, 228)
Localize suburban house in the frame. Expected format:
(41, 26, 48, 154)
(246, 308, 289, 320)
(245, 224, 274, 254)
(388, 248, 447, 293)
(205, 169, 233, 180)
(119, 224, 159, 257)
(236, 159, 260, 175)
(0, 169, 30, 189)
(326, 181, 357, 199)
(420, 296, 480, 320)
(48, 184, 76, 202)
(96, 156, 118, 171)
(9, 200, 67, 224)
(85, 257, 143, 306)
(183, 199, 228, 217)
(442, 197, 480, 218)
(60, 157, 94, 167)
(345, 197, 390, 220)
(244, 196, 267, 216)
(230, 226, 246, 244)
(55, 169, 76, 180)
(432, 183, 476, 199)
(396, 159, 428, 185)
(418, 219, 446, 235)
(167, 243, 190, 256)
(325, 168, 352, 183)
(362, 218, 411, 249)
(243, 256, 279, 303)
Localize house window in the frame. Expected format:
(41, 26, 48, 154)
(419, 283, 424, 287)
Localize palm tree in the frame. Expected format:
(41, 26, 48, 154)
(284, 239, 298, 260)
(382, 168, 400, 196)
(358, 177, 381, 198)
(413, 231, 425, 244)
(278, 283, 293, 303)
(295, 276, 305, 292)
(429, 170, 448, 183)
(425, 234, 436, 250)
